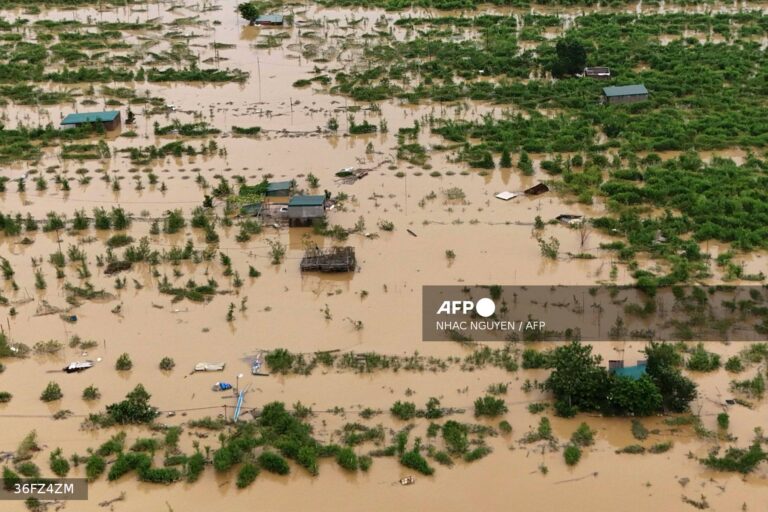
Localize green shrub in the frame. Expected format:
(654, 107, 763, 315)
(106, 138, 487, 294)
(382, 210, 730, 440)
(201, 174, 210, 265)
(400, 449, 434, 475)
(724, 356, 744, 373)
(236, 463, 260, 488)
(686, 343, 721, 372)
(258, 451, 290, 475)
(85, 455, 106, 481)
(390, 400, 417, 420)
(442, 421, 469, 454)
(463, 446, 491, 462)
(115, 353, 133, 371)
(564, 445, 582, 466)
(49, 448, 70, 477)
(186, 452, 205, 482)
(159, 357, 175, 371)
(701, 443, 766, 473)
(0, 391, 12, 403)
(40, 382, 62, 402)
(16, 461, 40, 477)
(649, 441, 673, 454)
(498, 420, 512, 434)
(474, 395, 507, 418)
(717, 413, 729, 430)
(82, 385, 100, 400)
(571, 422, 595, 447)
(336, 447, 358, 471)
(358, 455, 372, 472)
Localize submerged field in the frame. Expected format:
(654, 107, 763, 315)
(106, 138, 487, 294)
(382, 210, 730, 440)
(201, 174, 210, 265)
(0, 0, 767, 511)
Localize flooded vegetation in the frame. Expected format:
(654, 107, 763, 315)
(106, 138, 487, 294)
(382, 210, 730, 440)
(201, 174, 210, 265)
(1, 0, 768, 510)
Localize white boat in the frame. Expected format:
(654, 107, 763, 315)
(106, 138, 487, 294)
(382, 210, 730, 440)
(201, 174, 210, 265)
(251, 353, 263, 375)
(399, 476, 415, 486)
(63, 361, 94, 373)
(194, 362, 226, 372)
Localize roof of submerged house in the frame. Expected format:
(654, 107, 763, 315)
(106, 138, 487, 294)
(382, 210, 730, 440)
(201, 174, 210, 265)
(267, 180, 293, 192)
(61, 111, 120, 125)
(603, 84, 648, 97)
(288, 195, 325, 207)
(612, 363, 647, 380)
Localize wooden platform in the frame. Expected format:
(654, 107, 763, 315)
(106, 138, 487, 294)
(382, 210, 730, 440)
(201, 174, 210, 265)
(300, 247, 356, 272)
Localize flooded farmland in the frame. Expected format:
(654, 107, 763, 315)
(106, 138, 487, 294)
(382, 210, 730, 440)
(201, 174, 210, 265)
(1, 0, 768, 511)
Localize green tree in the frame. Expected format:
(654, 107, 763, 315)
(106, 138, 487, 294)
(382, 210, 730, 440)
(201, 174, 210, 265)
(546, 342, 608, 413)
(104, 384, 159, 424)
(238, 2, 262, 24)
(552, 38, 587, 77)
(606, 375, 663, 416)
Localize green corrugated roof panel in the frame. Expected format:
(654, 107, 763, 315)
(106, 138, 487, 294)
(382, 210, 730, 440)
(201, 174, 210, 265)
(612, 364, 647, 380)
(267, 180, 293, 192)
(603, 84, 648, 97)
(289, 195, 325, 207)
(255, 14, 284, 23)
(61, 111, 120, 125)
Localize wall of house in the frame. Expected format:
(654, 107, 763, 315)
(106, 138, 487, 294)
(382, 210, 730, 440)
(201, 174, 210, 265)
(606, 93, 648, 105)
(288, 205, 325, 219)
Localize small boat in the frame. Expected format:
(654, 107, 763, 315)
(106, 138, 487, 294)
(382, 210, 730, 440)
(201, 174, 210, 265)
(212, 382, 233, 392)
(251, 353, 263, 375)
(63, 360, 94, 373)
(400, 476, 415, 486)
(194, 362, 226, 372)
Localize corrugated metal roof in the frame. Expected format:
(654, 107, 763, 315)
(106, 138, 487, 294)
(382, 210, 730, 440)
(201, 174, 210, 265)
(289, 195, 325, 207)
(61, 111, 120, 125)
(603, 84, 648, 97)
(612, 363, 647, 380)
(254, 14, 284, 23)
(267, 180, 293, 192)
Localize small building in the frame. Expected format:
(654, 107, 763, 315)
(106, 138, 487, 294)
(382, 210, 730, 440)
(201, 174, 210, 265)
(609, 360, 647, 380)
(288, 195, 326, 226)
(584, 67, 611, 79)
(253, 14, 284, 26)
(300, 246, 356, 272)
(602, 84, 648, 105)
(266, 180, 294, 197)
(524, 183, 549, 196)
(61, 110, 121, 130)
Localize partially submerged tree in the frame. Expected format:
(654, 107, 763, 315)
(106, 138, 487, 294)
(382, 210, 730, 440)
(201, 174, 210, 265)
(238, 2, 262, 25)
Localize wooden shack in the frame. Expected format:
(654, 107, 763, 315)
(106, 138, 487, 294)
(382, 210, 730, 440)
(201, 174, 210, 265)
(61, 110, 121, 130)
(253, 14, 284, 26)
(288, 195, 326, 226)
(583, 67, 611, 79)
(300, 247, 356, 272)
(602, 84, 648, 105)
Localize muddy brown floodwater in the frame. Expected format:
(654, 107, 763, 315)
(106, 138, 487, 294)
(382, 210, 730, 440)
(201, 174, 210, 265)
(1, 1, 767, 511)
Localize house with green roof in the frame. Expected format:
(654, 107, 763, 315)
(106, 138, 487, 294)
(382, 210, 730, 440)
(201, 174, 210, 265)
(602, 84, 648, 105)
(61, 110, 121, 130)
(609, 360, 648, 380)
(288, 195, 326, 226)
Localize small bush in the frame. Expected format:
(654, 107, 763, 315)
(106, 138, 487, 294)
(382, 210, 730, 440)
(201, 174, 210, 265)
(159, 357, 175, 371)
(717, 413, 729, 430)
(0, 391, 12, 403)
(474, 395, 508, 418)
(82, 385, 100, 400)
(564, 445, 582, 466)
(571, 423, 595, 447)
(724, 356, 743, 373)
(258, 451, 289, 475)
(336, 447, 358, 471)
(236, 463, 260, 488)
(400, 449, 434, 475)
(49, 448, 70, 477)
(40, 382, 62, 402)
(115, 353, 133, 371)
(649, 441, 673, 454)
(390, 401, 417, 420)
(85, 455, 107, 481)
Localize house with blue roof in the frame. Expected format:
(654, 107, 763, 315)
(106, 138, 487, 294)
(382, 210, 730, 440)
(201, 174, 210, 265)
(61, 110, 121, 130)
